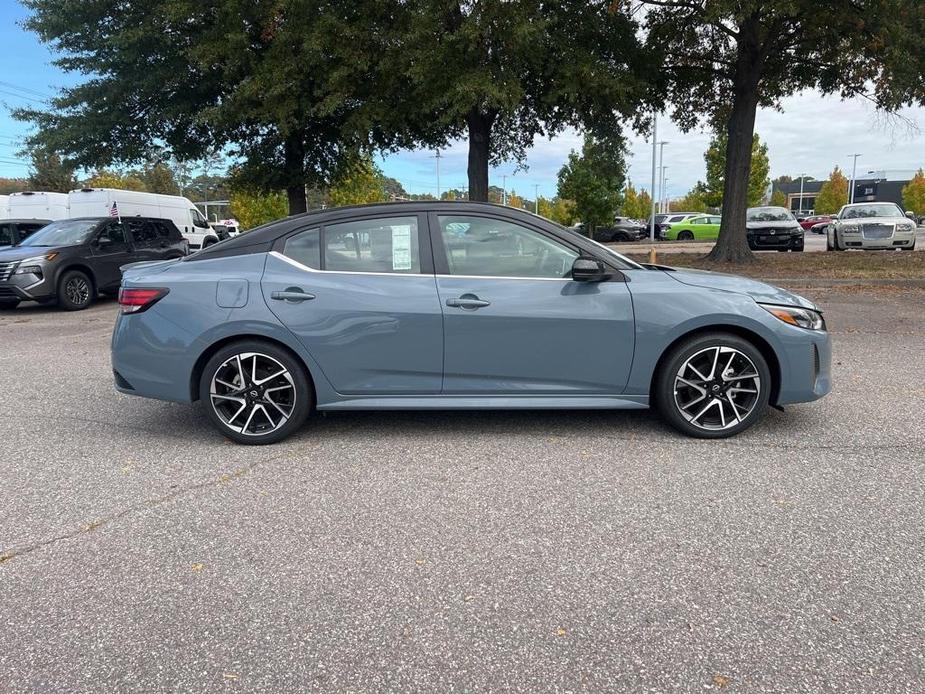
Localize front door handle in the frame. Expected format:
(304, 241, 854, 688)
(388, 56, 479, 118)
(446, 295, 491, 309)
(271, 289, 316, 303)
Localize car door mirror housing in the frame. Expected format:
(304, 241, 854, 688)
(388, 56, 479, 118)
(96, 236, 112, 248)
(571, 257, 607, 282)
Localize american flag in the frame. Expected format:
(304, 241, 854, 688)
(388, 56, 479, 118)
(109, 201, 120, 218)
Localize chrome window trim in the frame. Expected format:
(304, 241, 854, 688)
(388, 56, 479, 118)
(269, 250, 432, 278)
(269, 251, 575, 282)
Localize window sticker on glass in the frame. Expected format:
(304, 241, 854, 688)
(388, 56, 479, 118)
(392, 225, 412, 270)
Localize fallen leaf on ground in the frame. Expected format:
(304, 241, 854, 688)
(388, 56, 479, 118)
(713, 674, 730, 688)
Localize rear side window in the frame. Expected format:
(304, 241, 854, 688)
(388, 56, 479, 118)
(0, 223, 11, 246)
(324, 217, 420, 274)
(154, 220, 180, 239)
(126, 219, 157, 244)
(283, 228, 320, 269)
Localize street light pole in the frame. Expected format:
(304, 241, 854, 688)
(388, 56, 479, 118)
(534, 184, 540, 214)
(848, 154, 861, 204)
(799, 172, 806, 214)
(661, 166, 669, 213)
(657, 141, 668, 213)
(649, 112, 658, 241)
(501, 174, 507, 205)
(434, 150, 442, 199)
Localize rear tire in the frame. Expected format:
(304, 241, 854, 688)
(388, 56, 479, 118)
(654, 332, 771, 439)
(57, 270, 94, 311)
(199, 340, 313, 445)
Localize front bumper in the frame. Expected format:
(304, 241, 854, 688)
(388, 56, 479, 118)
(747, 232, 804, 250)
(0, 266, 56, 302)
(838, 230, 915, 249)
(776, 327, 832, 405)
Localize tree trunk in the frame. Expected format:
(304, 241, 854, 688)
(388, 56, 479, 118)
(708, 48, 761, 263)
(283, 132, 307, 215)
(466, 109, 494, 202)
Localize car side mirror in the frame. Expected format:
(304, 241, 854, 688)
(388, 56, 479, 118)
(905, 211, 915, 220)
(571, 257, 607, 282)
(797, 217, 805, 222)
(95, 236, 112, 248)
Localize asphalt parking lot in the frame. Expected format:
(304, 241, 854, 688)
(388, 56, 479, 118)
(1, 290, 924, 692)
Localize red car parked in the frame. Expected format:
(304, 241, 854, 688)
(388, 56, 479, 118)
(797, 214, 832, 231)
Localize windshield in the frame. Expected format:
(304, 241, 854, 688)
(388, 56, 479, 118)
(747, 207, 794, 222)
(18, 219, 100, 247)
(840, 203, 904, 219)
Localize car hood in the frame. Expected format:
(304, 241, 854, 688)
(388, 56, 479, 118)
(662, 267, 818, 310)
(0, 245, 69, 262)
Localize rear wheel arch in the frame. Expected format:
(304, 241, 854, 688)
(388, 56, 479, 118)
(650, 325, 781, 407)
(190, 334, 316, 404)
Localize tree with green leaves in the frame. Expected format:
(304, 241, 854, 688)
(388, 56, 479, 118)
(537, 197, 575, 226)
(902, 169, 925, 217)
(770, 190, 787, 207)
(388, 1, 648, 201)
(328, 155, 388, 207)
(229, 189, 288, 231)
(673, 186, 710, 213)
(640, 0, 925, 261)
(814, 166, 850, 214)
(87, 170, 147, 191)
(27, 149, 77, 192)
(15, 0, 396, 215)
(557, 134, 627, 236)
(702, 132, 770, 209)
(621, 182, 649, 219)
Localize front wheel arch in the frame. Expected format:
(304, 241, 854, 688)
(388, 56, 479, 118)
(190, 334, 316, 405)
(649, 325, 781, 408)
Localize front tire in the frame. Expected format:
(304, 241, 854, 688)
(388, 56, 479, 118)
(57, 270, 94, 311)
(199, 340, 312, 445)
(654, 333, 771, 439)
(677, 230, 694, 241)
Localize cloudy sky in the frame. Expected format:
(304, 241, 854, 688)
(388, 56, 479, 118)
(1, 1, 922, 199)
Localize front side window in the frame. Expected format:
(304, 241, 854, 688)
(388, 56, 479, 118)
(96, 222, 128, 250)
(438, 215, 578, 279)
(0, 223, 12, 246)
(324, 217, 420, 274)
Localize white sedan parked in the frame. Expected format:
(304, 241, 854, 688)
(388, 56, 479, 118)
(827, 202, 917, 251)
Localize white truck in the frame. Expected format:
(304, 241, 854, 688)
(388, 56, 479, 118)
(67, 188, 220, 250)
(8, 191, 70, 221)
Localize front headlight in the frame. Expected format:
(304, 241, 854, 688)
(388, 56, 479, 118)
(759, 303, 826, 331)
(14, 264, 43, 276)
(840, 224, 859, 233)
(897, 222, 915, 232)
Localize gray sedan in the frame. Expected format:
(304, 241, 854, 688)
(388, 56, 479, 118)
(111, 202, 832, 444)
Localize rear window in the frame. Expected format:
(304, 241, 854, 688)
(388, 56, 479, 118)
(283, 228, 321, 269)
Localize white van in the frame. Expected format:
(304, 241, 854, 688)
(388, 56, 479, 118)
(9, 191, 69, 221)
(0, 195, 8, 220)
(67, 188, 220, 250)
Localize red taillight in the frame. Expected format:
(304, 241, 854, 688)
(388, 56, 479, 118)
(118, 287, 169, 314)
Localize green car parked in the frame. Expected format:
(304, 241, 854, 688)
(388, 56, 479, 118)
(662, 214, 722, 241)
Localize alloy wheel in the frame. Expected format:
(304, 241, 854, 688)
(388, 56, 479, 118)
(65, 277, 91, 306)
(209, 352, 296, 437)
(673, 345, 761, 431)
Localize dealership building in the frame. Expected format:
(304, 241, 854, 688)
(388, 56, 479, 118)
(772, 172, 916, 214)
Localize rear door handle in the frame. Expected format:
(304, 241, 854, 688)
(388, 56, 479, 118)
(271, 289, 316, 302)
(446, 296, 491, 309)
